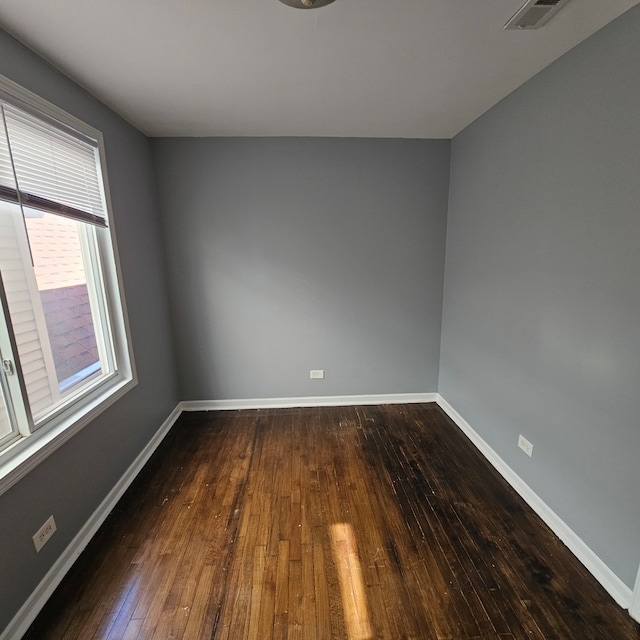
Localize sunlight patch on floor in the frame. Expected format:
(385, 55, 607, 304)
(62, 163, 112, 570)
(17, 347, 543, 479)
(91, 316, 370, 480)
(330, 523, 373, 640)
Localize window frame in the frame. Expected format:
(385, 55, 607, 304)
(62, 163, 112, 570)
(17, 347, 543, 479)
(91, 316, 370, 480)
(0, 74, 137, 496)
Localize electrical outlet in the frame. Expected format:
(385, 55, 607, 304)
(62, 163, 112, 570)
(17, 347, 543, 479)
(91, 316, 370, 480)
(309, 369, 324, 379)
(33, 515, 57, 552)
(518, 434, 533, 458)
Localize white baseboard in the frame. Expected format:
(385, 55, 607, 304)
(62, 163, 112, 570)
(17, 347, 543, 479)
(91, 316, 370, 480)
(1, 404, 183, 640)
(631, 567, 640, 622)
(180, 392, 438, 412)
(435, 394, 633, 611)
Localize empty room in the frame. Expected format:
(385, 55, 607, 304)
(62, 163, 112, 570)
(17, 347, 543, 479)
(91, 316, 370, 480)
(0, 1, 639, 638)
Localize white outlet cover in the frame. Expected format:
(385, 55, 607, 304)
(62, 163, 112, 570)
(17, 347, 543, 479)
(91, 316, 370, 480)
(309, 370, 325, 379)
(33, 515, 57, 552)
(518, 434, 534, 457)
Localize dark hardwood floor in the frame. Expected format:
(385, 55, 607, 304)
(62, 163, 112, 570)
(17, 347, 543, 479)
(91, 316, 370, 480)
(23, 404, 640, 639)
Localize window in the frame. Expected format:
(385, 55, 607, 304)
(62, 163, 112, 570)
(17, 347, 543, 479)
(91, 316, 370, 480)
(0, 76, 135, 489)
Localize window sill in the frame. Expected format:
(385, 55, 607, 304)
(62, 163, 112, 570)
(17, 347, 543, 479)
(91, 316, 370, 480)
(0, 374, 137, 497)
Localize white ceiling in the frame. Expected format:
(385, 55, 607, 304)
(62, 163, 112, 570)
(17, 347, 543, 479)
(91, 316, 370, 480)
(0, 0, 638, 138)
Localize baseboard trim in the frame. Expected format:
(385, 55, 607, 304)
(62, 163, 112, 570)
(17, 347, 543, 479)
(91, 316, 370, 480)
(435, 394, 633, 611)
(1, 403, 183, 640)
(180, 392, 438, 412)
(631, 567, 640, 622)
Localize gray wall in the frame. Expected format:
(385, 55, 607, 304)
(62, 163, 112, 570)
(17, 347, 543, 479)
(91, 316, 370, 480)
(440, 6, 640, 588)
(0, 31, 180, 630)
(152, 138, 450, 401)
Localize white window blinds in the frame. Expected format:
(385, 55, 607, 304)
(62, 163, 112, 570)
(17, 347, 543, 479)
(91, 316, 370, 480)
(0, 117, 15, 194)
(0, 103, 107, 227)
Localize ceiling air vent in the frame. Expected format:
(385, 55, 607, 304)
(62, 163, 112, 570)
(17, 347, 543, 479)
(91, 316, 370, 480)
(504, 0, 571, 30)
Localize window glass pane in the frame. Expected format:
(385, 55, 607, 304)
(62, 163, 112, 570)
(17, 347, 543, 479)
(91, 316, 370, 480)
(25, 210, 112, 417)
(0, 199, 114, 423)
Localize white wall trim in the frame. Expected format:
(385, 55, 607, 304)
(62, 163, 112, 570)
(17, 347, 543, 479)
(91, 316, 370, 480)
(435, 394, 634, 612)
(180, 392, 438, 412)
(1, 403, 183, 640)
(631, 565, 640, 622)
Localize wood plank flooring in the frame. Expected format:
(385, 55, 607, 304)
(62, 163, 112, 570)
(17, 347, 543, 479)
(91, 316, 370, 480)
(23, 404, 640, 639)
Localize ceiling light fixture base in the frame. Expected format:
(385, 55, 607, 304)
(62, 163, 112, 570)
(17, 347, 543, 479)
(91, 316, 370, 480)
(278, 0, 337, 9)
